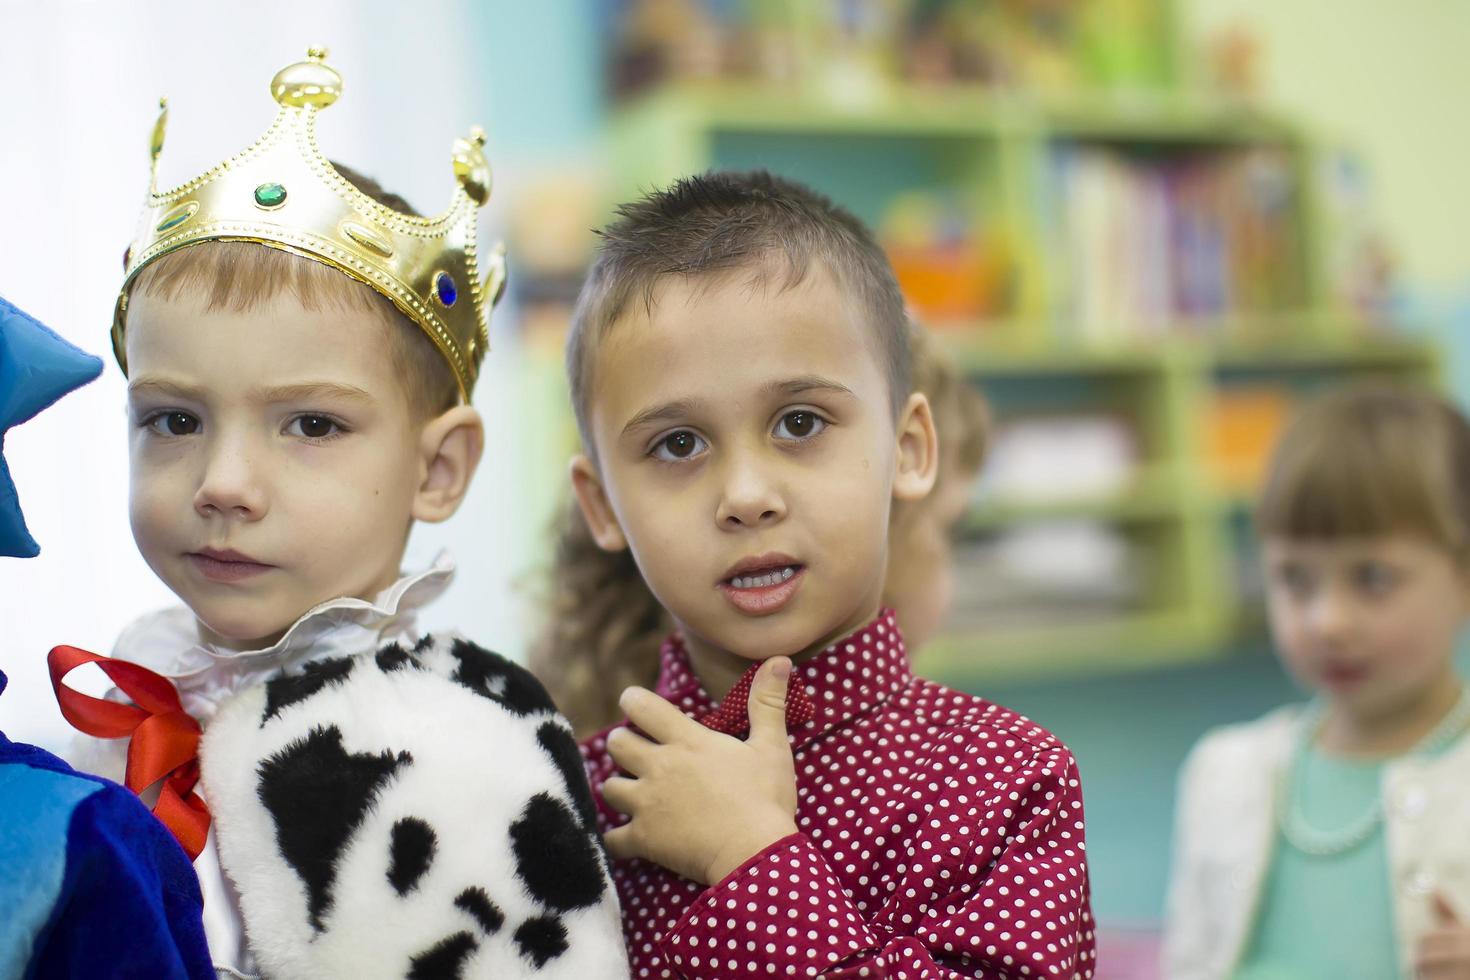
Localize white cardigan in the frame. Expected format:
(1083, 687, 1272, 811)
(1162, 705, 1470, 980)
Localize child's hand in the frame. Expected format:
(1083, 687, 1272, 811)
(602, 656, 799, 885)
(1417, 893, 1470, 979)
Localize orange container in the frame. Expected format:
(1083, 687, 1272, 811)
(1206, 387, 1293, 494)
(888, 243, 1007, 325)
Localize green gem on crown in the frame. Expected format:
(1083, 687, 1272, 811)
(254, 182, 288, 209)
(154, 203, 197, 233)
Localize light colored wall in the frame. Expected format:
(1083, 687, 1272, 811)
(1183, 0, 1470, 299)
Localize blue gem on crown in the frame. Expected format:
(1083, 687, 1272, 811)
(434, 271, 458, 307)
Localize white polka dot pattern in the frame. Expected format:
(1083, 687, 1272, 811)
(580, 610, 1097, 979)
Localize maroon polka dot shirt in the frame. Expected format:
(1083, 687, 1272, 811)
(580, 610, 1097, 978)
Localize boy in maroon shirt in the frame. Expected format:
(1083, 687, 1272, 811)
(566, 170, 1095, 979)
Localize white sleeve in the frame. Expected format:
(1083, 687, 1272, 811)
(1161, 733, 1225, 980)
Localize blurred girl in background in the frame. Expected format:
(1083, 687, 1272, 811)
(1164, 385, 1470, 980)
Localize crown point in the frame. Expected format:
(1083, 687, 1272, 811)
(484, 243, 509, 308)
(307, 46, 329, 61)
(452, 131, 493, 206)
(150, 100, 169, 160)
(271, 52, 342, 109)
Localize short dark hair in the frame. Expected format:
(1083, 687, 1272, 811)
(565, 170, 912, 452)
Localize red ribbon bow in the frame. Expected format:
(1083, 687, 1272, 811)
(47, 645, 210, 861)
(697, 661, 816, 736)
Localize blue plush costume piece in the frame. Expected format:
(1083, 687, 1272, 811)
(0, 670, 212, 979)
(0, 296, 211, 978)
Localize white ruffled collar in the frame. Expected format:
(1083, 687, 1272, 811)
(111, 551, 454, 723)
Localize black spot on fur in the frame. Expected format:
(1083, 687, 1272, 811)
(454, 886, 504, 935)
(513, 916, 568, 968)
(537, 721, 598, 832)
(375, 642, 423, 673)
(510, 792, 606, 910)
(261, 656, 355, 725)
(413, 633, 435, 654)
(387, 817, 436, 895)
(408, 931, 478, 980)
(448, 639, 557, 717)
(256, 726, 410, 930)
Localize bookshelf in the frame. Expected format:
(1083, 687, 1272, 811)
(586, 14, 1443, 685)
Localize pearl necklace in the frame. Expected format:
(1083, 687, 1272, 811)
(1278, 685, 1470, 857)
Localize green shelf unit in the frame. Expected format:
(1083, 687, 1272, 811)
(608, 84, 1299, 154)
(962, 467, 1179, 531)
(608, 84, 1312, 333)
(920, 608, 1220, 686)
(604, 82, 1446, 685)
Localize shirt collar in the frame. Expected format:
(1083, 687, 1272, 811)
(111, 551, 454, 722)
(654, 607, 913, 746)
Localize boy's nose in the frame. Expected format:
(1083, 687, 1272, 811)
(194, 438, 269, 520)
(715, 456, 786, 530)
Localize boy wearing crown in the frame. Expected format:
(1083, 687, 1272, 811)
(51, 50, 625, 979)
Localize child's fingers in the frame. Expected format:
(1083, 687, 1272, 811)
(619, 685, 696, 744)
(1417, 926, 1470, 969)
(745, 656, 792, 751)
(606, 726, 657, 776)
(601, 775, 639, 816)
(604, 823, 640, 862)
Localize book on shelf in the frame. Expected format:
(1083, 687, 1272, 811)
(1047, 144, 1302, 342)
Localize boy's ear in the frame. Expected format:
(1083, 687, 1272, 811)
(412, 406, 484, 523)
(569, 454, 629, 552)
(892, 391, 939, 503)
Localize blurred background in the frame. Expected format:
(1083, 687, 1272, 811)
(2, 1, 1468, 973)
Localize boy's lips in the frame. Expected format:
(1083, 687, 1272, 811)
(717, 553, 805, 616)
(186, 548, 275, 583)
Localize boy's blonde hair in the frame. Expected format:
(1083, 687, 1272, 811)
(532, 327, 989, 738)
(126, 165, 458, 419)
(1258, 385, 1470, 556)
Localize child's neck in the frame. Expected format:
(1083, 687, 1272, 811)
(681, 601, 883, 703)
(197, 620, 290, 654)
(191, 564, 408, 654)
(1317, 667, 1465, 758)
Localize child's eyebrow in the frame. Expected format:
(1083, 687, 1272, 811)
(622, 399, 699, 437)
(620, 376, 856, 437)
(255, 382, 374, 404)
(127, 377, 206, 401)
(763, 375, 855, 399)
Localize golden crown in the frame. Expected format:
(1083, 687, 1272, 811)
(112, 47, 506, 401)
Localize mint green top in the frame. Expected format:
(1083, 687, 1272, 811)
(1234, 747, 1397, 980)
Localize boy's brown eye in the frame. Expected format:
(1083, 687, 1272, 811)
(650, 429, 707, 462)
(155, 412, 199, 436)
(297, 415, 335, 439)
(775, 410, 825, 440)
(286, 414, 342, 440)
(665, 432, 697, 457)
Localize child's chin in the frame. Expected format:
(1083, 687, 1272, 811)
(715, 617, 822, 661)
(192, 605, 295, 651)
